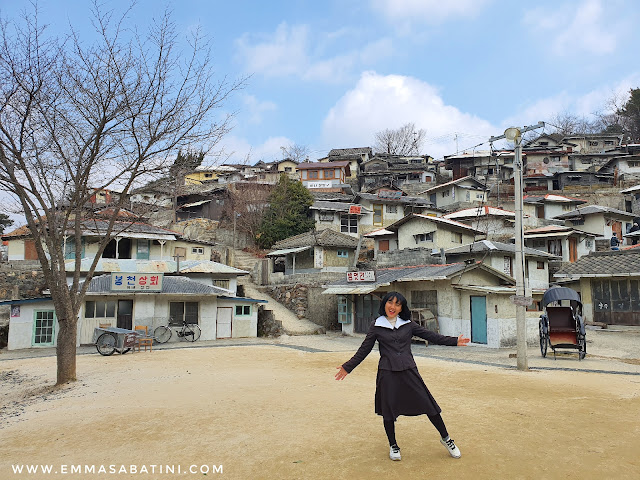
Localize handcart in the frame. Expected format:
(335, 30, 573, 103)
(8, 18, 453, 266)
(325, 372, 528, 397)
(93, 327, 139, 356)
(538, 286, 586, 360)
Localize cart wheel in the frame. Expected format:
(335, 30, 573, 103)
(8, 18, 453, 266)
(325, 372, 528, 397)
(154, 325, 172, 344)
(183, 324, 201, 342)
(539, 322, 548, 358)
(96, 333, 117, 356)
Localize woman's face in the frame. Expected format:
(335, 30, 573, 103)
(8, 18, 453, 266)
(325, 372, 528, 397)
(385, 297, 403, 320)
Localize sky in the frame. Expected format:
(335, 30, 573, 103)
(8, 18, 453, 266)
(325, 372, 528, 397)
(1, 0, 640, 166)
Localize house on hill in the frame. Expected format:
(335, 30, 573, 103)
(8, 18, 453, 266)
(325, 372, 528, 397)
(266, 229, 359, 275)
(418, 176, 488, 210)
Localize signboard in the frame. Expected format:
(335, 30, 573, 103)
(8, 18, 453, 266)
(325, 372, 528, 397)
(510, 295, 533, 306)
(111, 273, 163, 292)
(307, 181, 332, 189)
(346, 271, 376, 282)
(377, 189, 402, 199)
(348, 205, 362, 214)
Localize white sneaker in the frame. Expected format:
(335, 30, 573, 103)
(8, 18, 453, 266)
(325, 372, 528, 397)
(389, 445, 401, 461)
(440, 436, 461, 458)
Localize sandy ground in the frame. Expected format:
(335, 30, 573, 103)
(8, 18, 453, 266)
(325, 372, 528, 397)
(1, 334, 640, 480)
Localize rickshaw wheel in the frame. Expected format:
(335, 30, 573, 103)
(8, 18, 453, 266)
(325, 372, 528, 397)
(96, 333, 117, 356)
(539, 322, 548, 358)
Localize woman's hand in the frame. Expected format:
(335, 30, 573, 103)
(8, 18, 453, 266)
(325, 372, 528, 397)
(335, 366, 348, 380)
(457, 335, 470, 346)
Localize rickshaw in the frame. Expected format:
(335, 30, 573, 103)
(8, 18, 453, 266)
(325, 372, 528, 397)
(539, 286, 586, 360)
(93, 326, 139, 356)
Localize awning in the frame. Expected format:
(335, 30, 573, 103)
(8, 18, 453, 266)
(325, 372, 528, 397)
(180, 200, 211, 208)
(322, 285, 379, 295)
(524, 232, 572, 239)
(266, 246, 313, 257)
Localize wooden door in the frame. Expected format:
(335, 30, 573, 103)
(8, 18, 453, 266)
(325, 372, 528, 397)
(24, 239, 38, 260)
(569, 237, 578, 262)
(217, 307, 232, 338)
(379, 240, 389, 252)
(470, 296, 487, 344)
(612, 222, 622, 244)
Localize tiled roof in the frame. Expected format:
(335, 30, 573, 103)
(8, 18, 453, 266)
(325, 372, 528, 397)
(445, 240, 557, 258)
(273, 229, 359, 249)
(65, 259, 247, 275)
(553, 205, 635, 220)
(387, 213, 483, 234)
(328, 147, 372, 157)
(310, 201, 366, 213)
(444, 206, 515, 219)
(297, 161, 350, 169)
(417, 176, 487, 194)
(523, 194, 586, 204)
(356, 192, 434, 206)
(555, 250, 640, 278)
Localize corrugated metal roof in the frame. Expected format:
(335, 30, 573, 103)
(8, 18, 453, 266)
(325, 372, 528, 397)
(65, 259, 247, 275)
(266, 246, 313, 256)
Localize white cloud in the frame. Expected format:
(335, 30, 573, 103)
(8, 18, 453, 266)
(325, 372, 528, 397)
(370, 0, 491, 25)
(322, 71, 496, 159)
(242, 95, 277, 125)
(503, 72, 640, 128)
(524, 0, 618, 55)
(235, 23, 393, 82)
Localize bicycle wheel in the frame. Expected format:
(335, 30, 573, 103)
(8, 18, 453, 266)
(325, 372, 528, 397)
(183, 324, 201, 342)
(96, 333, 117, 356)
(154, 325, 172, 344)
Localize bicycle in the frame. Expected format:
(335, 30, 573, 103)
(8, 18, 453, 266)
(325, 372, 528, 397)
(154, 318, 201, 344)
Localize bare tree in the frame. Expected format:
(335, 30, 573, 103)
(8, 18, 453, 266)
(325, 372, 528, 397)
(547, 111, 599, 136)
(0, 3, 244, 383)
(282, 143, 310, 163)
(222, 183, 273, 241)
(373, 122, 426, 155)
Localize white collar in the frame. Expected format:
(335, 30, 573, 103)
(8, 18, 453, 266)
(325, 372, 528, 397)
(374, 315, 410, 330)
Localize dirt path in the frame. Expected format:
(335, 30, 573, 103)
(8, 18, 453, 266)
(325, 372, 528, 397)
(1, 344, 640, 479)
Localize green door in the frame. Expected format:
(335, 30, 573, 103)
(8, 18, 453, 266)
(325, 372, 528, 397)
(470, 296, 487, 344)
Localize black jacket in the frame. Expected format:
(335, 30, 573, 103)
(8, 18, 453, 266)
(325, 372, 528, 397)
(342, 318, 458, 373)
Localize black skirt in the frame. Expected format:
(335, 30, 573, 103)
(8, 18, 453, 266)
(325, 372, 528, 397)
(375, 368, 441, 421)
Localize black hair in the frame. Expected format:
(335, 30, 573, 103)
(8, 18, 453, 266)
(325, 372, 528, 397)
(378, 291, 411, 321)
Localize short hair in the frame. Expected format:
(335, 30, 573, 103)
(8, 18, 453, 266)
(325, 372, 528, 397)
(378, 291, 411, 320)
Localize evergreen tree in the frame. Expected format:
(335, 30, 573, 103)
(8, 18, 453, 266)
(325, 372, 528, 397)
(618, 88, 640, 142)
(0, 213, 13, 234)
(256, 174, 314, 248)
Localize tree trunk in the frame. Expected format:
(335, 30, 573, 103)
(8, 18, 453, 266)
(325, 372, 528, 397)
(56, 317, 78, 384)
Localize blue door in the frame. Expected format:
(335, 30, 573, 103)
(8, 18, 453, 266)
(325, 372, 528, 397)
(470, 296, 487, 344)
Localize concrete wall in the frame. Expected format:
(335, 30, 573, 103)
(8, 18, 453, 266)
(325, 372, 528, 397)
(397, 219, 476, 250)
(376, 248, 441, 268)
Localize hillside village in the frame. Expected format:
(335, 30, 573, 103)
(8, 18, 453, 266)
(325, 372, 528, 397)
(3, 133, 640, 351)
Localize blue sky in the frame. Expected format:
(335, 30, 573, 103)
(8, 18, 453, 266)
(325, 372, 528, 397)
(2, 0, 640, 164)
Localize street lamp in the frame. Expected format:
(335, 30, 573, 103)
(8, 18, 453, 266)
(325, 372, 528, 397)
(490, 122, 544, 371)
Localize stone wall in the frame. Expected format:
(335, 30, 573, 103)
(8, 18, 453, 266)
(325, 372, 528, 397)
(0, 261, 47, 326)
(265, 282, 340, 331)
(376, 248, 442, 268)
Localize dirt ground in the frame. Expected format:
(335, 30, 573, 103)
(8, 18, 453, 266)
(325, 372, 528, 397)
(1, 341, 640, 480)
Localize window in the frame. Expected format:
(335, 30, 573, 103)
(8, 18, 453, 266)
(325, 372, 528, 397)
(323, 169, 335, 179)
(441, 190, 450, 198)
(589, 141, 599, 146)
(170, 302, 199, 326)
(340, 214, 358, 234)
(537, 261, 545, 270)
(410, 290, 438, 322)
(213, 279, 230, 290)
(585, 239, 593, 248)
(476, 193, 484, 199)
(414, 232, 434, 243)
(337, 250, 349, 258)
(386, 204, 397, 213)
(235, 305, 251, 316)
(604, 140, 614, 146)
(204, 173, 213, 178)
(373, 204, 383, 226)
(319, 211, 334, 222)
(308, 170, 319, 179)
(338, 296, 352, 324)
(410, 159, 423, 164)
(451, 232, 463, 243)
(284, 167, 292, 172)
(85, 300, 116, 318)
(33, 311, 55, 346)
(192, 247, 204, 254)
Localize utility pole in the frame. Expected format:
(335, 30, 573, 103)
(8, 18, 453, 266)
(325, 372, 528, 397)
(489, 122, 544, 371)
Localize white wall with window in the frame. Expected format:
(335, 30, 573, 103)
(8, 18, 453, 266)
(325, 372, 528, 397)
(5, 300, 64, 350)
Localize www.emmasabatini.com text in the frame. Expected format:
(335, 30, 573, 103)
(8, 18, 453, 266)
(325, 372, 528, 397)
(11, 464, 223, 475)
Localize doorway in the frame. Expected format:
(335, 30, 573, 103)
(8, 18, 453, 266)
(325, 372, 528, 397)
(217, 307, 232, 338)
(117, 300, 133, 330)
(470, 296, 487, 344)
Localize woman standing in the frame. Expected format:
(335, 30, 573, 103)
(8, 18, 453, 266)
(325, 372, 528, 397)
(335, 291, 470, 461)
